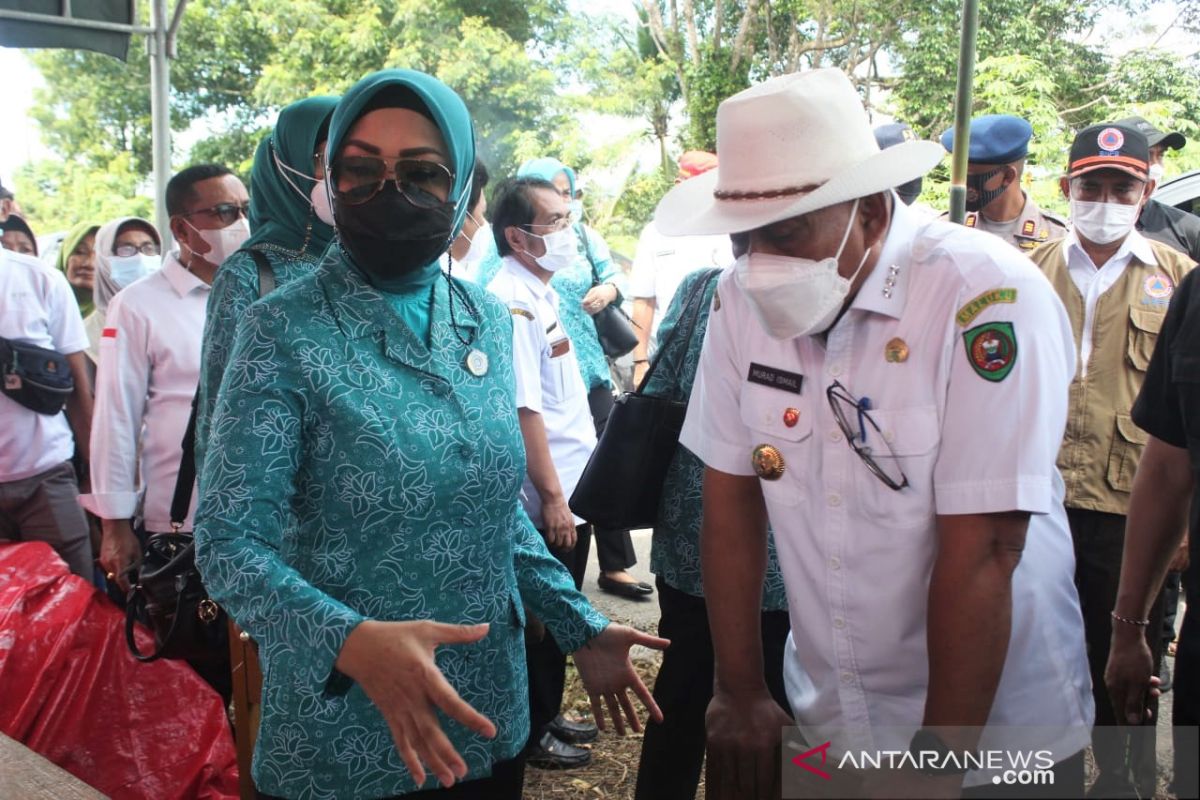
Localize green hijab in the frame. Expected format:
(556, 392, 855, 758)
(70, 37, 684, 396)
(243, 95, 339, 255)
(326, 69, 477, 289)
(56, 221, 100, 315)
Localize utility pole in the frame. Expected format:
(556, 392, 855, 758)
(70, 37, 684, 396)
(948, 0, 980, 224)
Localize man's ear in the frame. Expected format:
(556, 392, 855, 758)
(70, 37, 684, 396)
(860, 192, 892, 251)
(503, 225, 524, 254)
(1059, 176, 1071, 200)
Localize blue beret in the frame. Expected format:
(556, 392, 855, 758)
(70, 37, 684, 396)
(874, 123, 916, 150)
(940, 114, 1033, 165)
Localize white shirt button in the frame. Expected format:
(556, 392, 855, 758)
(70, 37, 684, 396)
(830, 364, 844, 377)
(883, 430, 896, 444)
(827, 493, 842, 507)
(833, 617, 846, 629)
(841, 672, 854, 684)
(830, 429, 843, 443)
(829, 556, 841, 570)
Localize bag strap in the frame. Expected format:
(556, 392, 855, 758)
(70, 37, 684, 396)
(124, 584, 188, 662)
(249, 249, 276, 297)
(576, 223, 600, 285)
(635, 268, 721, 395)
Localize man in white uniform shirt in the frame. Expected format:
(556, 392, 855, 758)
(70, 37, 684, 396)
(488, 176, 601, 770)
(80, 164, 249, 594)
(655, 70, 1092, 798)
(0, 247, 94, 578)
(629, 151, 734, 385)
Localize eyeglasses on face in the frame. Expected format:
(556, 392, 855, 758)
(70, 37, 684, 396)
(178, 201, 251, 227)
(330, 156, 454, 208)
(114, 242, 161, 257)
(521, 212, 576, 235)
(826, 380, 909, 491)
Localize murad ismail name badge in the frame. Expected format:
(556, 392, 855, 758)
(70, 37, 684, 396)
(752, 444, 786, 481)
(465, 349, 489, 377)
(884, 337, 909, 363)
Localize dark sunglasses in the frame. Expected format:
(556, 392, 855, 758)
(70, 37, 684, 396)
(826, 380, 909, 491)
(179, 201, 251, 226)
(330, 156, 454, 208)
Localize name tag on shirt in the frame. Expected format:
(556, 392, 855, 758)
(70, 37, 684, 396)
(747, 363, 803, 394)
(550, 337, 572, 359)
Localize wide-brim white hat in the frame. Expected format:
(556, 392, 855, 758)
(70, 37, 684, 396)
(655, 69, 945, 236)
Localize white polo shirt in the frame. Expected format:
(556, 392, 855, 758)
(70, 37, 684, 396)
(489, 256, 596, 528)
(79, 253, 209, 532)
(630, 220, 734, 345)
(0, 249, 89, 482)
(681, 200, 1093, 778)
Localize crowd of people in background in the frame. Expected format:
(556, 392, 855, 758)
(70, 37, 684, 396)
(1, 63, 1198, 800)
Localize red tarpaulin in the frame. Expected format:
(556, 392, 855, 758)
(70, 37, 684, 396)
(0, 541, 238, 799)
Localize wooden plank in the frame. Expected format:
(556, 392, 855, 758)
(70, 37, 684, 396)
(0, 733, 108, 799)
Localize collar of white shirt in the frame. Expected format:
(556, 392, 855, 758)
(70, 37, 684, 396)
(1064, 227, 1157, 273)
(500, 254, 557, 303)
(848, 194, 916, 320)
(162, 251, 213, 297)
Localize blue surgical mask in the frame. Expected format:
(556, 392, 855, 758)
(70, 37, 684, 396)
(110, 253, 161, 287)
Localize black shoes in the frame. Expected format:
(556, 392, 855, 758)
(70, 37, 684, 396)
(526, 730, 592, 769)
(548, 713, 598, 744)
(597, 574, 654, 599)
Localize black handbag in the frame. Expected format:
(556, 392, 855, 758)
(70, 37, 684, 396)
(569, 269, 720, 529)
(123, 252, 275, 662)
(0, 335, 74, 415)
(578, 224, 639, 359)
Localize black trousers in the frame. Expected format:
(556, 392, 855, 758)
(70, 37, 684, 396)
(1172, 604, 1199, 799)
(525, 523, 592, 749)
(1067, 508, 1165, 797)
(257, 757, 525, 800)
(634, 578, 792, 800)
(587, 386, 637, 572)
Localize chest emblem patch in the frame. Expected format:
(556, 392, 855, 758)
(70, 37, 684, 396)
(751, 444, 786, 481)
(1144, 274, 1174, 302)
(963, 322, 1017, 382)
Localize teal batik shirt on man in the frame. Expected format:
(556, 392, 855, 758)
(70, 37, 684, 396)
(194, 257, 609, 799)
(642, 267, 788, 609)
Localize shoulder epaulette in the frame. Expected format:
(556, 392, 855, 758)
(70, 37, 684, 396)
(510, 308, 534, 321)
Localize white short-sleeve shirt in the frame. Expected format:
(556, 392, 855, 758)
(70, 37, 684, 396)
(488, 257, 596, 528)
(680, 200, 1093, 776)
(78, 254, 209, 531)
(0, 249, 89, 482)
(630, 220, 734, 345)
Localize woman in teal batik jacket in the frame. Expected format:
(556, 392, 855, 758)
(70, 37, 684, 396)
(195, 95, 339, 472)
(194, 70, 666, 800)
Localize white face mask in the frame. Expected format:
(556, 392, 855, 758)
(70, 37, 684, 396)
(1070, 199, 1139, 246)
(523, 226, 578, 272)
(735, 199, 868, 340)
(312, 179, 335, 226)
(186, 217, 251, 267)
(110, 253, 161, 287)
(1148, 163, 1165, 183)
(459, 218, 491, 267)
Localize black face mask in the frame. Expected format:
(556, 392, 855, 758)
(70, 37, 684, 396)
(334, 183, 455, 290)
(965, 167, 1010, 213)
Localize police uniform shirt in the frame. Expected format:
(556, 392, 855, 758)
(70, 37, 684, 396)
(679, 200, 1093, 778)
(489, 256, 596, 528)
(0, 248, 89, 482)
(79, 253, 209, 532)
(955, 191, 1067, 252)
(630, 219, 735, 345)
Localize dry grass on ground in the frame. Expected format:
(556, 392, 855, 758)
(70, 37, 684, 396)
(522, 653, 705, 800)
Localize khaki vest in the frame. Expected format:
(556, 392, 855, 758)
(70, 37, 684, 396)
(1030, 238, 1194, 514)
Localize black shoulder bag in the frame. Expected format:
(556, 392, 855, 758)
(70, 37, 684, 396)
(0, 335, 74, 415)
(569, 268, 720, 529)
(577, 224, 639, 359)
(124, 251, 275, 662)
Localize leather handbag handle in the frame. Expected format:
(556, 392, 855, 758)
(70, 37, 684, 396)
(124, 586, 187, 663)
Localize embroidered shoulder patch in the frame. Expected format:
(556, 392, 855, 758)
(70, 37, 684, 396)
(955, 288, 1018, 327)
(510, 308, 534, 321)
(963, 322, 1017, 382)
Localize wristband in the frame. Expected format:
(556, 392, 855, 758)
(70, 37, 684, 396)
(1111, 611, 1150, 627)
